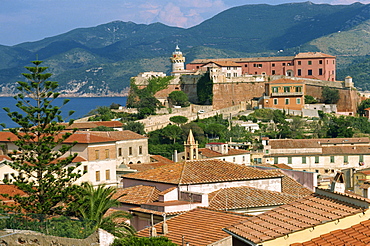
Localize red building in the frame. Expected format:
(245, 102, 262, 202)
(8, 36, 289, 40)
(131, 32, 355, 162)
(186, 52, 336, 81)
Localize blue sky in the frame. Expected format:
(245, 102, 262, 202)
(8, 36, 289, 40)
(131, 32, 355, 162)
(1, 0, 369, 46)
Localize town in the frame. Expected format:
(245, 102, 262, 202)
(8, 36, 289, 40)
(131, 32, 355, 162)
(1, 42, 370, 246)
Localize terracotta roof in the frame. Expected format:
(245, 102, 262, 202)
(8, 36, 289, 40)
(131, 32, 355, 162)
(268, 78, 304, 84)
(123, 159, 282, 185)
(273, 164, 293, 170)
(128, 162, 172, 172)
(158, 187, 177, 196)
(137, 208, 249, 246)
(322, 146, 370, 155)
(294, 52, 335, 59)
(290, 220, 370, 246)
(189, 56, 294, 64)
(0, 155, 11, 162)
(357, 170, 370, 175)
(199, 148, 249, 158)
(149, 155, 174, 165)
(129, 207, 184, 216)
(85, 130, 147, 140)
(268, 138, 369, 149)
(225, 190, 368, 244)
(64, 132, 116, 143)
(265, 169, 313, 197)
(208, 186, 302, 211)
(113, 185, 160, 205)
(0, 184, 27, 202)
(63, 121, 123, 130)
(202, 60, 241, 67)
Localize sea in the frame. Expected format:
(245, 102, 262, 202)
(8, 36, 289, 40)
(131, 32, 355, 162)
(0, 97, 127, 129)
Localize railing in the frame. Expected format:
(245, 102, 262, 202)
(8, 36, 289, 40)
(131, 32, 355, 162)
(271, 92, 303, 96)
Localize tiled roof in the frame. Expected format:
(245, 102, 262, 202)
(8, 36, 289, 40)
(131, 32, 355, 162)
(225, 191, 368, 244)
(322, 146, 370, 155)
(265, 169, 313, 197)
(129, 207, 184, 216)
(189, 56, 294, 64)
(128, 156, 173, 172)
(0, 184, 27, 202)
(113, 185, 160, 205)
(290, 220, 370, 246)
(64, 132, 116, 143)
(149, 155, 174, 165)
(199, 148, 249, 158)
(137, 208, 249, 246)
(0, 155, 11, 162)
(85, 130, 147, 140)
(202, 60, 241, 67)
(123, 159, 282, 185)
(294, 52, 335, 59)
(62, 121, 123, 130)
(268, 137, 369, 149)
(208, 186, 302, 211)
(273, 163, 293, 169)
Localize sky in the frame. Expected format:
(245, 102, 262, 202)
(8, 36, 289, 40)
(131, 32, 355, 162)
(1, 0, 369, 46)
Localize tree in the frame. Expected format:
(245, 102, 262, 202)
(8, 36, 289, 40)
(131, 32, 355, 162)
(357, 99, 370, 116)
(87, 106, 114, 121)
(73, 183, 135, 236)
(327, 116, 354, 138)
(304, 95, 317, 104)
(161, 125, 183, 144)
(168, 91, 190, 107)
(123, 122, 145, 135)
(169, 116, 188, 126)
(197, 74, 213, 105)
(2, 60, 82, 216)
(112, 236, 177, 246)
(322, 86, 340, 104)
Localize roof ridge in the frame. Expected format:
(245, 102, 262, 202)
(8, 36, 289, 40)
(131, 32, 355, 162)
(178, 161, 187, 184)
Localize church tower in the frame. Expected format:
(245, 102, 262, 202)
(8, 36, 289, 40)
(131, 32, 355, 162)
(184, 129, 198, 160)
(170, 45, 185, 73)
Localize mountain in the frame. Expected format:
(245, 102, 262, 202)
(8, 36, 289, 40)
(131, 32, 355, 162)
(0, 2, 369, 96)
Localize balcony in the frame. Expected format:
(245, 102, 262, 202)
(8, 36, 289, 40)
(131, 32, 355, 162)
(271, 91, 303, 97)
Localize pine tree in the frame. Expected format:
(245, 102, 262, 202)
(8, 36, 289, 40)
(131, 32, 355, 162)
(2, 60, 82, 216)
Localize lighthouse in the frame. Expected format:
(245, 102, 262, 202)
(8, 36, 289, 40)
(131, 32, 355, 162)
(170, 45, 185, 73)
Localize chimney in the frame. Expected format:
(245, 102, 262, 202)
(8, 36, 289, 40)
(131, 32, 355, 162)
(150, 214, 157, 237)
(162, 213, 168, 234)
(173, 149, 178, 162)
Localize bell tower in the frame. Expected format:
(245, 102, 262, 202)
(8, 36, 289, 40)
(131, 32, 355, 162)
(184, 129, 198, 160)
(170, 45, 185, 73)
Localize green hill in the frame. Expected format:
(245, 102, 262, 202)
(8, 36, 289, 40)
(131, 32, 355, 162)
(0, 2, 369, 95)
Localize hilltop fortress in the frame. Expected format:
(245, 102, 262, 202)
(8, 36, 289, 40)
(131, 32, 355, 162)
(132, 46, 359, 115)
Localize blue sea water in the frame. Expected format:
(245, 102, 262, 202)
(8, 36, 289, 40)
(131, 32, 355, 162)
(0, 97, 127, 129)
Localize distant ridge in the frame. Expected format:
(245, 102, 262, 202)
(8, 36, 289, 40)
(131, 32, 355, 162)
(0, 2, 369, 96)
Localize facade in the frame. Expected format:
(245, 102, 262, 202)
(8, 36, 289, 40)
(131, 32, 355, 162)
(263, 137, 370, 175)
(0, 130, 150, 187)
(262, 78, 305, 111)
(170, 45, 185, 74)
(187, 52, 336, 81)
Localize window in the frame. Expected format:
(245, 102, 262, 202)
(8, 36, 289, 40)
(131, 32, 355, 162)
(227, 66, 231, 70)
(282, 63, 286, 66)
(272, 63, 275, 67)
(302, 156, 306, 164)
(243, 156, 245, 162)
(296, 98, 301, 104)
(298, 61, 301, 65)
(244, 64, 248, 67)
(233, 157, 235, 162)
(344, 156, 348, 163)
(266, 149, 269, 154)
(284, 87, 290, 92)
(139, 146, 143, 155)
(96, 171, 100, 182)
(272, 70, 276, 75)
(319, 60, 323, 64)
(288, 157, 292, 164)
(118, 148, 122, 157)
(4, 174, 9, 180)
(83, 165, 88, 173)
(254, 64, 262, 67)
(95, 150, 99, 160)
(295, 86, 302, 92)
(233, 67, 237, 70)
(330, 156, 335, 163)
(129, 147, 133, 156)
(272, 87, 279, 93)
(308, 61, 312, 65)
(319, 68, 323, 75)
(360, 155, 364, 162)
(226, 73, 231, 78)
(105, 170, 110, 180)
(308, 70, 312, 75)
(233, 73, 238, 77)
(315, 156, 319, 163)
(274, 157, 278, 164)
(298, 69, 301, 76)
(105, 149, 109, 159)
(285, 98, 289, 105)
(273, 99, 278, 105)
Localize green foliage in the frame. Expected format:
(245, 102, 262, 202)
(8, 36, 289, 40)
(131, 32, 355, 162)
(91, 126, 116, 131)
(2, 60, 82, 216)
(358, 99, 370, 116)
(321, 86, 340, 104)
(169, 116, 188, 125)
(123, 122, 146, 135)
(197, 74, 213, 105)
(327, 115, 354, 138)
(110, 103, 121, 109)
(72, 183, 135, 236)
(0, 213, 96, 239)
(161, 125, 184, 144)
(112, 236, 177, 246)
(168, 91, 190, 107)
(87, 106, 114, 121)
(304, 95, 317, 104)
(127, 76, 173, 118)
(337, 56, 370, 90)
(181, 122, 206, 145)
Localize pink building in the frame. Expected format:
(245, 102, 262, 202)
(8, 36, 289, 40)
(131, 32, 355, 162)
(186, 52, 336, 81)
